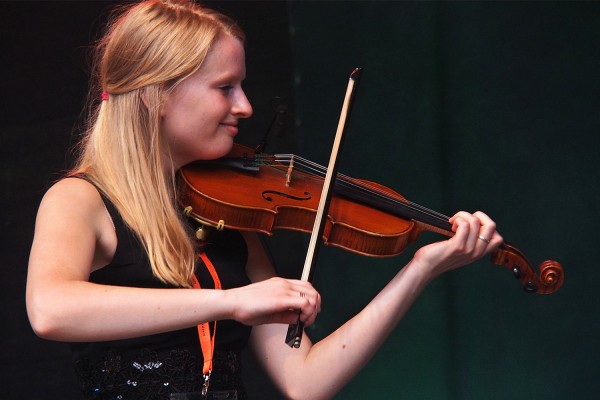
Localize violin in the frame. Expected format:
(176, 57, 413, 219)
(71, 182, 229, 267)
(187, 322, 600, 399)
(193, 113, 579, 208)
(179, 143, 564, 295)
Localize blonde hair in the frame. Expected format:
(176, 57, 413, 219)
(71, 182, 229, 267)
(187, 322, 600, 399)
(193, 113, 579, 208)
(74, 0, 244, 287)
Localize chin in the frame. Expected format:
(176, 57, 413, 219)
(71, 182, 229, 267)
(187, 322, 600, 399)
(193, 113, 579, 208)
(201, 141, 235, 161)
(215, 141, 234, 158)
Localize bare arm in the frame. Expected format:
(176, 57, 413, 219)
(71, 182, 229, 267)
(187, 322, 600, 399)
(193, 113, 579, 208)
(26, 178, 320, 342)
(26, 178, 231, 341)
(247, 212, 502, 400)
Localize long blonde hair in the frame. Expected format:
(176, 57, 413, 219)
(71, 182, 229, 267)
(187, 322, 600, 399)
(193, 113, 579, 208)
(74, 0, 245, 287)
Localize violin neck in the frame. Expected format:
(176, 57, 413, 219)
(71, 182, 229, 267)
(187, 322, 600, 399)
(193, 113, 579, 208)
(334, 178, 454, 235)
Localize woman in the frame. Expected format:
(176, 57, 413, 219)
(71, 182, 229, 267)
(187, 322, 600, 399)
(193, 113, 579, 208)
(26, 1, 502, 399)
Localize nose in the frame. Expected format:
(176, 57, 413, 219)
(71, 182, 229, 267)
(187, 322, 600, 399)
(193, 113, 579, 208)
(232, 90, 253, 119)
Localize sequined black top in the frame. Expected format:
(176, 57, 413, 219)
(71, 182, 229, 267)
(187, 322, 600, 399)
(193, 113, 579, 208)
(70, 183, 252, 399)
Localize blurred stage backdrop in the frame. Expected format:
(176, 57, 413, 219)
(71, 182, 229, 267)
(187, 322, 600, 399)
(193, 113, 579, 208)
(2, 1, 598, 399)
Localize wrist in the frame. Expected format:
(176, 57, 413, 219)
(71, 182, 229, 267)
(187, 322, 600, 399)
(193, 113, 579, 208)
(402, 257, 437, 290)
(214, 288, 236, 321)
(192, 288, 234, 323)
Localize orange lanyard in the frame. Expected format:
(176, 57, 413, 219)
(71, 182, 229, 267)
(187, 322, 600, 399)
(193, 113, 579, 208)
(192, 252, 221, 397)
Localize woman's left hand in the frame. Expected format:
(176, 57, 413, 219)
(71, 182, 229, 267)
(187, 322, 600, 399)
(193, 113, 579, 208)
(412, 210, 503, 278)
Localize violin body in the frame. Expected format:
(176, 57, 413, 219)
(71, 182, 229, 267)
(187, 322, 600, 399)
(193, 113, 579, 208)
(179, 144, 564, 294)
(180, 146, 417, 257)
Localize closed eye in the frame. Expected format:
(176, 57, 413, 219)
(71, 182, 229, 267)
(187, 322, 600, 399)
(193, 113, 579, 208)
(218, 85, 234, 94)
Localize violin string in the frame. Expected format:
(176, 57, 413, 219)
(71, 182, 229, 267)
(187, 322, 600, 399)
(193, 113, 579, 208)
(260, 154, 439, 219)
(255, 154, 451, 226)
(277, 155, 450, 222)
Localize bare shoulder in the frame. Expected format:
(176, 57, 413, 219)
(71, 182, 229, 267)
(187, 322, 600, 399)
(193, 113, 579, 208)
(41, 177, 103, 209)
(36, 178, 102, 230)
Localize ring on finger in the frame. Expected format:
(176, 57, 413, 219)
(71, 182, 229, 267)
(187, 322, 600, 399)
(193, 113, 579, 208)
(478, 235, 491, 244)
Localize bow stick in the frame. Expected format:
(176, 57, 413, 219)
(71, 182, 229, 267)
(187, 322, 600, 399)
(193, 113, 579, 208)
(285, 68, 363, 348)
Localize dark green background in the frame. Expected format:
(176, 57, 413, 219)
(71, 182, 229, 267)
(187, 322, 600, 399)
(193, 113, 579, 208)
(273, 2, 599, 399)
(2, 1, 598, 399)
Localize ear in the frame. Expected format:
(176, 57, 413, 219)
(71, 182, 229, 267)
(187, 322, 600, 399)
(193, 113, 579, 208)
(140, 85, 166, 116)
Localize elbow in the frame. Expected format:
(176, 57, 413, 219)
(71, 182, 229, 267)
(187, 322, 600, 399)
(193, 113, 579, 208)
(281, 385, 335, 400)
(283, 390, 308, 400)
(28, 314, 60, 340)
(284, 392, 331, 400)
(26, 295, 68, 341)
(27, 309, 56, 340)
(29, 319, 55, 340)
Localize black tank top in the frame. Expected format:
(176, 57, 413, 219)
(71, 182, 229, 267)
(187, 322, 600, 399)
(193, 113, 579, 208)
(70, 182, 252, 399)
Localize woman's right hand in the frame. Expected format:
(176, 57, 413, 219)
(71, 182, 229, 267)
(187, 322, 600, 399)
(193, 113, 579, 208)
(225, 277, 321, 327)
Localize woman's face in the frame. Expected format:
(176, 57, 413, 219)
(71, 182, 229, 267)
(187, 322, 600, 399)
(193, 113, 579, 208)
(160, 34, 253, 170)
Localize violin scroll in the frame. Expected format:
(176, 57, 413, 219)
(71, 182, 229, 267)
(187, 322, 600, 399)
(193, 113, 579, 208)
(490, 242, 564, 294)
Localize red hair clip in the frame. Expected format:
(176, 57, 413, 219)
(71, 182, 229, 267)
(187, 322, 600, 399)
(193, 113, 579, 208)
(101, 91, 109, 101)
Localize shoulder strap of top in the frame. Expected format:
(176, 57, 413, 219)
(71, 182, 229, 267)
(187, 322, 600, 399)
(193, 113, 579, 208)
(67, 173, 120, 227)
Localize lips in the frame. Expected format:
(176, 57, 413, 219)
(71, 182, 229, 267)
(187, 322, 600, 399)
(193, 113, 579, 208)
(220, 122, 238, 136)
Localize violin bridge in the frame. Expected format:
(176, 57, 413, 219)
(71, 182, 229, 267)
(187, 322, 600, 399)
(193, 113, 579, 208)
(285, 156, 294, 187)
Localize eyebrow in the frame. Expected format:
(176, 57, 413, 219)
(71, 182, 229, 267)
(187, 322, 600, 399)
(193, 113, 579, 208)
(213, 70, 246, 83)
